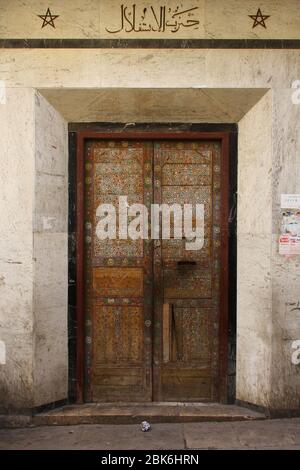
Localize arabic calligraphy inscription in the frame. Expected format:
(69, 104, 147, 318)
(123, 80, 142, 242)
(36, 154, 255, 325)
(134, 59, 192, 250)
(103, 2, 203, 37)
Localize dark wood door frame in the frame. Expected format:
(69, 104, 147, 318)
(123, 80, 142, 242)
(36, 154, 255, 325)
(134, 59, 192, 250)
(75, 130, 230, 403)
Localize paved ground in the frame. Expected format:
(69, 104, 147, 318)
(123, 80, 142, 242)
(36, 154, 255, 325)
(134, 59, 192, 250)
(0, 418, 300, 449)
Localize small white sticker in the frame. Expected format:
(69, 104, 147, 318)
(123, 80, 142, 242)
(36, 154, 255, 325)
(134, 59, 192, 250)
(281, 194, 300, 209)
(292, 80, 300, 105)
(291, 340, 300, 365)
(0, 340, 6, 365)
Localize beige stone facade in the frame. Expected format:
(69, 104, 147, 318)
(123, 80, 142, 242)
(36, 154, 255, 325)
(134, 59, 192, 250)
(0, 1, 300, 412)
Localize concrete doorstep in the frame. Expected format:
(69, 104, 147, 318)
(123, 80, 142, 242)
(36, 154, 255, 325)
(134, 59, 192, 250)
(0, 402, 264, 428)
(32, 402, 265, 426)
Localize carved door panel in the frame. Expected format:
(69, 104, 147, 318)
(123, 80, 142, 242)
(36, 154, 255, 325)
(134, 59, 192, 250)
(84, 140, 153, 402)
(83, 138, 224, 402)
(153, 141, 222, 401)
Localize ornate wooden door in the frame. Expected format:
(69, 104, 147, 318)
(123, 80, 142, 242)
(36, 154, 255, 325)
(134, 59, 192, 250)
(83, 140, 153, 402)
(82, 137, 226, 402)
(153, 141, 222, 401)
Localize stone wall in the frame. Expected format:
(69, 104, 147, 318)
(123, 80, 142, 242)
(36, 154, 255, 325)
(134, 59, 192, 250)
(0, 48, 299, 410)
(33, 93, 68, 407)
(0, 0, 299, 39)
(237, 92, 273, 408)
(0, 88, 35, 409)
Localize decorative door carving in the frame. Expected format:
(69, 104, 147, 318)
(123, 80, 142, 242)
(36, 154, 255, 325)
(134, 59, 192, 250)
(153, 141, 222, 401)
(82, 137, 226, 402)
(84, 140, 153, 401)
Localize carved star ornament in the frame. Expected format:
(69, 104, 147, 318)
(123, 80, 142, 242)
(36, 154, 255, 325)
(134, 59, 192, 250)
(249, 8, 270, 29)
(38, 8, 59, 29)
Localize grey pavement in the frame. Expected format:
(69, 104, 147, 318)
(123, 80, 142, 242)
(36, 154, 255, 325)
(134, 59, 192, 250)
(0, 418, 300, 450)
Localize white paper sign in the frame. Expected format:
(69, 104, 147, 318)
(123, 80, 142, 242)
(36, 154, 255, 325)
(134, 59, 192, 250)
(281, 194, 300, 209)
(279, 207, 300, 255)
(279, 235, 300, 255)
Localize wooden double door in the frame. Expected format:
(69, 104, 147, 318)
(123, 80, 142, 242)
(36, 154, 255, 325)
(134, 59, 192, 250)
(81, 136, 228, 403)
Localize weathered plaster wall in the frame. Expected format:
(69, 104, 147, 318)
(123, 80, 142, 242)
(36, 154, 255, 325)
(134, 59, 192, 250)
(1, 49, 299, 90)
(270, 89, 300, 409)
(33, 92, 68, 407)
(0, 48, 299, 410)
(0, 88, 35, 409)
(0, 88, 68, 410)
(0, 87, 67, 408)
(237, 92, 273, 407)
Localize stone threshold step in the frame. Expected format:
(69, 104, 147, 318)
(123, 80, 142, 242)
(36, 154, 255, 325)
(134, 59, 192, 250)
(33, 402, 265, 426)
